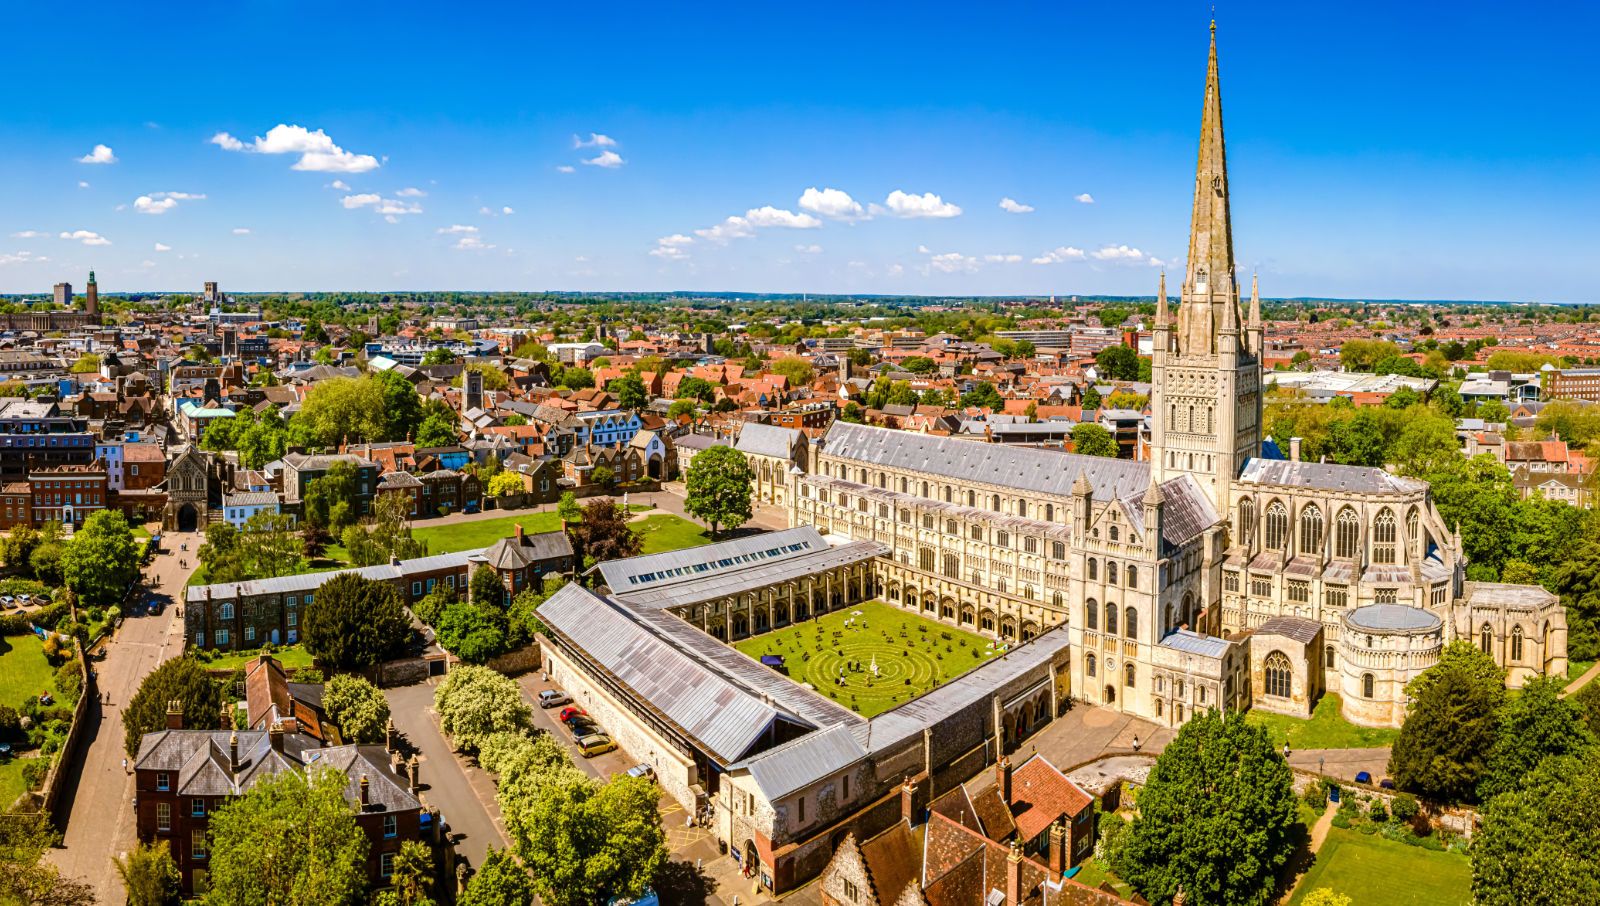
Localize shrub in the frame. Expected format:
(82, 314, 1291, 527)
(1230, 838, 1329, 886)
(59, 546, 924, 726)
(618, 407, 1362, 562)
(1369, 799, 1388, 822)
(21, 758, 49, 790)
(1390, 792, 1419, 822)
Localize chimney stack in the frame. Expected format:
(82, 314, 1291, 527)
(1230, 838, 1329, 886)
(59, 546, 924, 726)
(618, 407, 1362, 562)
(1005, 839, 1023, 906)
(996, 755, 1012, 803)
(268, 724, 285, 754)
(1290, 436, 1302, 463)
(408, 756, 420, 796)
(515, 523, 524, 543)
(900, 777, 918, 824)
(360, 774, 370, 806)
(384, 718, 396, 752)
(229, 730, 239, 772)
(165, 700, 184, 730)
(1048, 820, 1067, 878)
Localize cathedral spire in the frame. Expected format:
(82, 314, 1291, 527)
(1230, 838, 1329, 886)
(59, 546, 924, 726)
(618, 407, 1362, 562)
(1175, 20, 1241, 355)
(1155, 272, 1169, 327)
(1248, 273, 1261, 325)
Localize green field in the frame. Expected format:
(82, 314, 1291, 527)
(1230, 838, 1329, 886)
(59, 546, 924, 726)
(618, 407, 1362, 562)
(0, 758, 31, 810)
(412, 512, 566, 552)
(201, 644, 316, 673)
(1288, 826, 1470, 906)
(1247, 693, 1400, 751)
(0, 635, 57, 709)
(733, 600, 998, 717)
(632, 513, 711, 554)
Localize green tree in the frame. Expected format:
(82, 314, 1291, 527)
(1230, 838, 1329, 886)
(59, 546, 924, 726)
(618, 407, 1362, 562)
(1094, 344, 1141, 381)
(303, 461, 360, 532)
(683, 445, 753, 539)
(589, 463, 616, 490)
(1478, 675, 1594, 800)
(0, 524, 40, 573)
(1573, 681, 1600, 736)
(768, 356, 816, 386)
(1106, 710, 1297, 906)
(69, 353, 101, 373)
(0, 812, 95, 905)
(1080, 385, 1102, 411)
(504, 770, 666, 906)
(420, 347, 455, 366)
(675, 376, 715, 403)
(899, 356, 936, 374)
(60, 510, 140, 607)
(666, 399, 697, 421)
(374, 368, 426, 442)
(114, 840, 180, 906)
(433, 665, 531, 753)
(555, 491, 582, 527)
(301, 573, 413, 672)
(1391, 410, 1460, 477)
(124, 656, 227, 757)
(290, 376, 385, 447)
(437, 600, 511, 663)
(486, 471, 523, 497)
(1070, 423, 1119, 458)
(321, 674, 391, 745)
(1473, 752, 1600, 906)
(456, 362, 510, 392)
(458, 849, 535, 906)
(470, 562, 506, 607)
(1390, 641, 1505, 803)
(236, 511, 305, 580)
(959, 381, 1002, 410)
(204, 768, 368, 906)
(415, 410, 458, 447)
(370, 841, 436, 906)
(340, 493, 428, 568)
(567, 499, 642, 571)
(560, 366, 595, 391)
(840, 401, 864, 423)
(605, 372, 648, 410)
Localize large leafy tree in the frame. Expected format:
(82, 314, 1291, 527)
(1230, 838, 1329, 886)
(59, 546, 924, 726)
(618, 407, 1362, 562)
(290, 376, 386, 448)
(301, 573, 413, 671)
(567, 499, 641, 569)
(605, 372, 648, 411)
(1473, 752, 1600, 906)
(958, 381, 1002, 410)
(458, 849, 535, 906)
(60, 510, 140, 607)
(370, 841, 435, 906)
(303, 461, 360, 532)
(205, 768, 368, 906)
(503, 769, 666, 906)
(1551, 540, 1600, 661)
(0, 812, 95, 905)
(415, 406, 459, 448)
(1389, 642, 1505, 803)
(114, 840, 180, 906)
(1070, 423, 1119, 458)
(433, 665, 531, 753)
(125, 656, 227, 757)
(341, 492, 428, 567)
(1478, 675, 1594, 800)
(683, 445, 753, 539)
(374, 368, 425, 443)
(437, 599, 515, 664)
(1107, 710, 1296, 906)
(201, 406, 290, 470)
(1094, 344, 1141, 381)
(321, 674, 391, 745)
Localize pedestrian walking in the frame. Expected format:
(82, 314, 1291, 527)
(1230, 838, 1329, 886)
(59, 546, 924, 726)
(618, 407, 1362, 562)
(121, 757, 128, 774)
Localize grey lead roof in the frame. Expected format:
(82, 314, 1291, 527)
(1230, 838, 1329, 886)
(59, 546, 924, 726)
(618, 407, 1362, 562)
(609, 536, 887, 611)
(1238, 457, 1425, 496)
(1158, 628, 1233, 659)
(599, 526, 830, 593)
(1344, 604, 1442, 632)
(821, 421, 1151, 502)
(734, 422, 804, 459)
(186, 548, 484, 602)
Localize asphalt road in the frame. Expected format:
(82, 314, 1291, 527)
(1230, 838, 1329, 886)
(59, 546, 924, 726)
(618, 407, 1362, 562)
(49, 529, 199, 904)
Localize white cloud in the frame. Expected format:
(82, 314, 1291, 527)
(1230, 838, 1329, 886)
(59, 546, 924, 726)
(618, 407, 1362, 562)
(77, 181, 90, 189)
(583, 150, 625, 169)
(374, 199, 422, 216)
(1031, 246, 1086, 265)
(10, 231, 47, 239)
(232, 228, 251, 235)
(341, 193, 420, 218)
(887, 263, 904, 277)
(437, 224, 479, 234)
(78, 144, 117, 164)
(1075, 193, 1095, 204)
(341, 193, 382, 209)
(573, 133, 618, 148)
(154, 243, 172, 252)
(0, 251, 47, 267)
(695, 215, 754, 243)
(134, 191, 206, 215)
(651, 234, 693, 260)
(454, 235, 493, 251)
(657, 234, 693, 246)
(984, 254, 1023, 264)
(140, 259, 156, 268)
(743, 206, 821, 229)
(916, 245, 931, 254)
(501, 206, 514, 215)
(794, 244, 822, 254)
(928, 252, 979, 274)
(59, 230, 111, 246)
(998, 197, 1034, 214)
(395, 187, 426, 197)
(556, 165, 575, 174)
(1091, 244, 1148, 261)
(881, 190, 962, 219)
(328, 179, 352, 191)
(211, 124, 380, 173)
(798, 187, 865, 221)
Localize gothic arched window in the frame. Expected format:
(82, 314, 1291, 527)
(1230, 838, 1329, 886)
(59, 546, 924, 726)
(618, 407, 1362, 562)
(1511, 625, 1524, 662)
(1125, 663, 1136, 688)
(1127, 567, 1138, 590)
(1481, 622, 1494, 655)
(1406, 507, 1420, 547)
(1362, 672, 1375, 699)
(1088, 558, 1098, 581)
(1264, 651, 1292, 698)
(1086, 654, 1097, 677)
(1300, 505, 1324, 555)
(1238, 497, 1255, 546)
(1124, 607, 1138, 640)
(1335, 508, 1360, 559)
(1105, 603, 1118, 637)
(1265, 501, 1289, 551)
(1108, 562, 1120, 585)
(1373, 509, 1397, 564)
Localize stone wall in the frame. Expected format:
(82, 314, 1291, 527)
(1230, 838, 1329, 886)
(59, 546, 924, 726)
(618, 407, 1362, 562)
(483, 642, 541, 676)
(373, 657, 431, 688)
(39, 640, 93, 822)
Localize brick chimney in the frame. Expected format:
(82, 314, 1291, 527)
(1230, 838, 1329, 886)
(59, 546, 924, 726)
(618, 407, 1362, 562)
(408, 756, 420, 796)
(165, 700, 183, 730)
(359, 774, 370, 806)
(1005, 839, 1022, 906)
(268, 724, 285, 754)
(514, 523, 524, 544)
(229, 730, 239, 772)
(384, 718, 396, 752)
(900, 777, 918, 824)
(996, 755, 1012, 803)
(1047, 820, 1066, 877)
(1290, 436, 1303, 462)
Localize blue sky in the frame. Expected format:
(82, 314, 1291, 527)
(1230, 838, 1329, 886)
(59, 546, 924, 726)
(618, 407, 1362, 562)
(3, 2, 1597, 300)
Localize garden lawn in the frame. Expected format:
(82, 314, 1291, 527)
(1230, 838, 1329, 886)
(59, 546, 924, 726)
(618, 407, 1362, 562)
(633, 514, 711, 554)
(201, 644, 316, 673)
(0, 634, 57, 709)
(1557, 659, 1596, 692)
(411, 512, 566, 553)
(1288, 826, 1470, 906)
(0, 758, 30, 810)
(1247, 693, 1399, 750)
(733, 600, 1000, 717)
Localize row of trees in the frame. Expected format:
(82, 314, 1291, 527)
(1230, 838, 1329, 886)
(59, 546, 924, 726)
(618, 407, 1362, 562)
(0, 511, 142, 608)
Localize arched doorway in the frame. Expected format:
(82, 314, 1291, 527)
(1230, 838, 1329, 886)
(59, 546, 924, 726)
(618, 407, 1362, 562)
(647, 455, 663, 480)
(1104, 684, 1116, 705)
(177, 503, 199, 532)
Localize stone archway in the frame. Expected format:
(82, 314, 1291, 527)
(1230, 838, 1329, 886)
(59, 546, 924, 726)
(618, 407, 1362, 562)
(177, 503, 199, 532)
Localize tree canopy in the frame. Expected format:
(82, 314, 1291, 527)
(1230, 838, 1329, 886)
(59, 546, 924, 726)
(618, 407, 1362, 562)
(1473, 752, 1600, 906)
(433, 665, 531, 753)
(1070, 423, 1119, 458)
(125, 656, 227, 757)
(683, 445, 753, 539)
(567, 499, 641, 571)
(321, 674, 391, 745)
(1389, 641, 1505, 803)
(1094, 344, 1141, 381)
(1478, 675, 1594, 801)
(60, 510, 140, 607)
(204, 767, 369, 906)
(301, 573, 413, 671)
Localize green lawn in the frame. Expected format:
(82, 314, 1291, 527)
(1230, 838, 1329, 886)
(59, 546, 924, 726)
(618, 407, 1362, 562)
(202, 644, 316, 673)
(411, 512, 568, 553)
(1288, 826, 1470, 906)
(1247, 693, 1400, 751)
(0, 635, 57, 710)
(632, 514, 711, 554)
(733, 600, 999, 717)
(1068, 857, 1136, 900)
(0, 758, 31, 810)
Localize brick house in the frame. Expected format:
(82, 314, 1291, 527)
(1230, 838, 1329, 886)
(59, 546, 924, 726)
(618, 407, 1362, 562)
(280, 452, 380, 520)
(477, 525, 574, 602)
(376, 471, 424, 517)
(133, 708, 424, 897)
(29, 462, 108, 527)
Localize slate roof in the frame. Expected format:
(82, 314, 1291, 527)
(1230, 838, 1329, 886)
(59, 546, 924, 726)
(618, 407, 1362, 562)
(1463, 581, 1559, 610)
(606, 532, 886, 611)
(734, 422, 803, 459)
(1253, 616, 1323, 645)
(1238, 457, 1425, 496)
(1158, 628, 1232, 659)
(187, 548, 484, 602)
(483, 529, 573, 571)
(821, 421, 1150, 502)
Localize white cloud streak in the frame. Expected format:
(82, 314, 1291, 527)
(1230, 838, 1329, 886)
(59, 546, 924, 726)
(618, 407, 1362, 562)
(798, 187, 866, 221)
(211, 124, 380, 173)
(998, 197, 1034, 214)
(583, 150, 625, 169)
(78, 144, 117, 164)
(1031, 246, 1086, 265)
(880, 190, 961, 218)
(573, 133, 618, 148)
(60, 230, 111, 246)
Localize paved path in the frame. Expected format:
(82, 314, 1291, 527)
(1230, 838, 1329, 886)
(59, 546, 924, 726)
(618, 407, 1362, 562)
(1561, 660, 1600, 697)
(49, 529, 200, 904)
(1288, 747, 1392, 784)
(1279, 802, 1337, 905)
(384, 681, 509, 873)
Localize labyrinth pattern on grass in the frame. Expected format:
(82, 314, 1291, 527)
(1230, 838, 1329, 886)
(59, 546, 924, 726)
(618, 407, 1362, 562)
(733, 600, 996, 717)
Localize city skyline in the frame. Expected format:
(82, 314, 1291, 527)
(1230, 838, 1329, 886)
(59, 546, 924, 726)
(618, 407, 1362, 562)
(3, 2, 1597, 301)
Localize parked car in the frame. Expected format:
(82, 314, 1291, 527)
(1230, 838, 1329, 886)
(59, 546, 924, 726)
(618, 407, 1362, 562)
(1355, 771, 1373, 785)
(558, 706, 587, 724)
(625, 763, 655, 780)
(576, 734, 618, 757)
(538, 690, 572, 709)
(568, 718, 601, 738)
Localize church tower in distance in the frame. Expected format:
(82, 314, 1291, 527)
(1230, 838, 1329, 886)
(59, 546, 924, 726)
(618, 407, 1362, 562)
(1150, 21, 1263, 511)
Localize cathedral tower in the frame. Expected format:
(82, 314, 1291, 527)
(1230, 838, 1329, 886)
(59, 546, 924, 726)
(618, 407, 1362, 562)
(1150, 22, 1263, 509)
